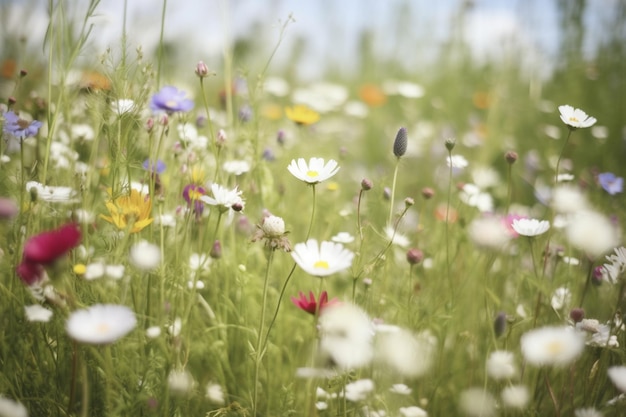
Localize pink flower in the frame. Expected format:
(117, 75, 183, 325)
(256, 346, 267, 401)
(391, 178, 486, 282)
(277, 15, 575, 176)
(291, 291, 338, 315)
(17, 223, 81, 286)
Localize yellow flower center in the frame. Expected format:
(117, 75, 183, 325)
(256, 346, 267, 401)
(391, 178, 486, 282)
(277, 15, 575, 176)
(306, 170, 319, 178)
(188, 189, 203, 201)
(546, 340, 564, 355)
(569, 116, 579, 122)
(314, 260, 329, 269)
(96, 322, 111, 334)
(166, 100, 178, 108)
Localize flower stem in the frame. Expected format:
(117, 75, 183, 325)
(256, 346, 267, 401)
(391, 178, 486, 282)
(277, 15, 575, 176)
(388, 158, 400, 226)
(252, 249, 274, 416)
(445, 149, 453, 288)
(305, 184, 317, 240)
(554, 129, 572, 185)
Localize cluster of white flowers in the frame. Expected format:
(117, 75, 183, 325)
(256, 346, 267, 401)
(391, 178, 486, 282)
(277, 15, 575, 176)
(599, 246, 626, 284)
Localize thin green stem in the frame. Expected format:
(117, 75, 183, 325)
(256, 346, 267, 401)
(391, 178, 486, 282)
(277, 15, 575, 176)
(252, 249, 275, 416)
(445, 149, 453, 287)
(305, 184, 317, 240)
(156, 0, 167, 88)
(388, 158, 400, 226)
(554, 129, 573, 185)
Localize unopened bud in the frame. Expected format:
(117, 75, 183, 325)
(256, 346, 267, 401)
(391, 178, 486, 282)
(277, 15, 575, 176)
(393, 127, 408, 157)
(19, 69, 27, 78)
(494, 311, 507, 338)
(421, 187, 435, 200)
(7, 96, 16, 106)
(146, 117, 155, 132)
(569, 307, 585, 323)
(445, 138, 456, 151)
(406, 248, 424, 265)
(217, 129, 227, 147)
(383, 187, 391, 200)
(404, 197, 415, 208)
(210, 240, 222, 259)
(505, 151, 518, 164)
(195, 61, 209, 78)
(361, 178, 373, 191)
(231, 202, 244, 212)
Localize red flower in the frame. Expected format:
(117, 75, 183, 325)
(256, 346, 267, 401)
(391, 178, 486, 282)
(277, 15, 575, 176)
(16, 223, 81, 286)
(23, 223, 81, 264)
(291, 291, 337, 315)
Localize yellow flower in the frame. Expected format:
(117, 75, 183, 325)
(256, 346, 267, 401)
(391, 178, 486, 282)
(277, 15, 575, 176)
(100, 189, 153, 233)
(285, 104, 320, 126)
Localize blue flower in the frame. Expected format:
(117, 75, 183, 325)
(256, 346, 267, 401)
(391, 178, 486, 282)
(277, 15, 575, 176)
(598, 172, 623, 195)
(3, 111, 43, 139)
(142, 159, 166, 174)
(150, 86, 194, 113)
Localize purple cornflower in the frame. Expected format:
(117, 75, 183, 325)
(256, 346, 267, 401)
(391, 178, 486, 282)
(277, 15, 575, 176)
(598, 172, 623, 195)
(150, 86, 194, 113)
(3, 111, 43, 139)
(142, 159, 166, 174)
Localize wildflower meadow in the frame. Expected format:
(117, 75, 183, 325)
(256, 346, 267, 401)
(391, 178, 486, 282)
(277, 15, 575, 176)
(1, 1, 626, 416)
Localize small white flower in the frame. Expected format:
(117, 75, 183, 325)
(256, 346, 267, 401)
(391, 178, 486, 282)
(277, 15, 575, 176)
(399, 406, 428, 417)
(565, 210, 620, 259)
(520, 326, 585, 367)
(575, 407, 604, 417)
(459, 183, 494, 212)
(315, 401, 328, 410)
(167, 369, 195, 395)
(0, 395, 28, 417)
(129, 240, 161, 271)
(24, 304, 53, 322)
(384, 226, 410, 248)
(205, 383, 225, 404)
(223, 160, 251, 176)
(467, 216, 512, 250)
(26, 181, 77, 203)
(389, 383, 412, 395)
(458, 388, 497, 417)
(112, 99, 135, 115)
(189, 253, 211, 275)
(331, 232, 354, 244)
(287, 157, 340, 184)
(261, 215, 286, 236)
(501, 385, 530, 409)
(485, 350, 517, 380)
(168, 317, 182, 337)
(318, 304, 374, 370)
(446, 154, 468, 170)
(375, 328, 436, 378)
(558, 105, 597, 129)
(551, 287, 571, 311)
(608, 366, 626, 392)
(66, 304, 136, 344)
(292, 239, 354, 277)
(551, 184, 590, 214)
(200, 183, 245, 211)
(512, 218, 550, 237)
(146, 326, 161, 339)
(343, 378, 375, 402)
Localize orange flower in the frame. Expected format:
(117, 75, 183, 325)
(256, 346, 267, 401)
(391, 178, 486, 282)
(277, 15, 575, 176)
(285, 104, 320, 126)
(472, 91, 492, 109)
(434, 204, 458, 223)
(101, 190, 153, 233)
(1, 59, 16, 79)
(359, 84, 387, 107)
(80, 70, 111, 91)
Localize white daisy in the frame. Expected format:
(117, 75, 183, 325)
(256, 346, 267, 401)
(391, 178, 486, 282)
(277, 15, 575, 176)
(485, 350, 517, 380)
(399, 406, 428, 417)
(24, 304, 53, 322)
(608, 366, 626, 392)
(446, 154, 468, 170)
(287, 157, 340, 184)
(574, 407, 604, 417)
(331, 232, 355, 244)
(112, 98, 136, 115)
(565, 210, 620, 259)
(318, 303, 374, 370)
(467, 216, 512, 250)
(389, 383, 412, 395)
(129, 240, 161, 271)
(458, 388, 497, 417)
(0, 395, 28, 417)
(375, 328, 436, 378)
(343, 378, 375, 402)
(550, 287, 571, 311)
(511, 218, 550, 237)
(558, 105, 597, 129)
(205, 382, 225, 404)
(291, 239, 354, 277)
(26, 181, 77, 203)
(66, 304, 136, 344)
(520, 326, 585, 367)
(200, 183, 245, 211)
(223, 160, 251, 176)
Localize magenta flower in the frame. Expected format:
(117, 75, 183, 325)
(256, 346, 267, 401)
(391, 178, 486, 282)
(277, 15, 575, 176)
(182, 184, 206, 217)
(3, 111, 43, 139)
(291, 291, 338, 315)
(598, 172, 623, 195)
(150, 86, 194, 113)
(17, 223, 82, 285)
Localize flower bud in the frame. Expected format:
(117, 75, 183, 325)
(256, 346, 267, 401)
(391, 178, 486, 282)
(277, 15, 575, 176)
(421, 187, 435, 200)
(217, 129, 227, 147)
(195, 61, 209, 78)
(406, 248, 424, 265)
(361, 178, 373, 191)
(404, 197, 415, 208)
(383, 187, 391, 200)
(231, 202, 244, 212)
(445, 138, 456, 151)
(393, 127, 408, 157)
(505, 151, 518, 164)
(210, 240, 222, 259)
(261, 215, 286, 237)
(569, 307, 585, 323)
(494, 311, 507, 338)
